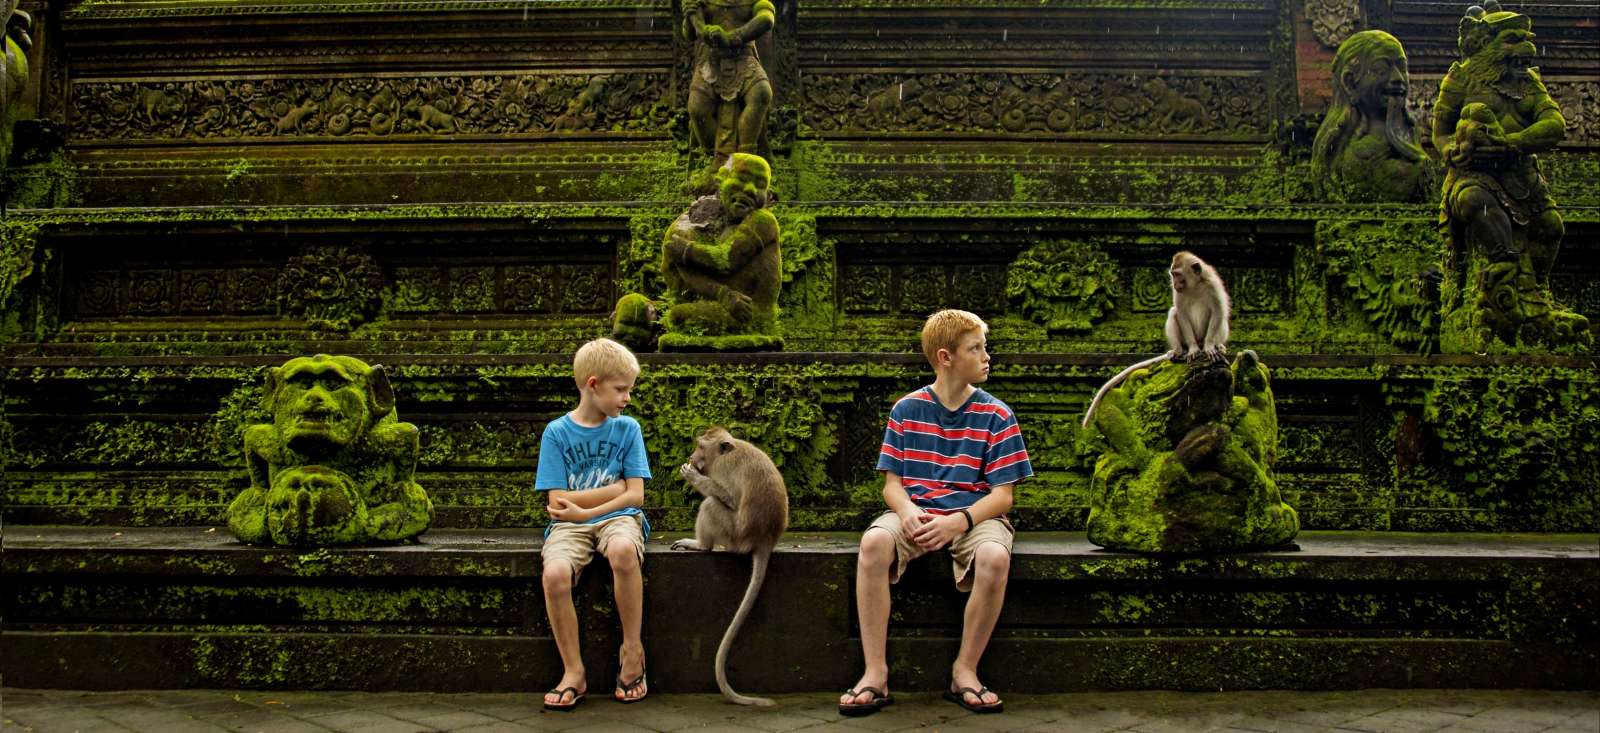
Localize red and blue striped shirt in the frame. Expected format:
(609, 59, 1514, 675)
(876, 386, 1033, 514)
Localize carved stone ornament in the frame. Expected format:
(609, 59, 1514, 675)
(1084, 351, 1299, 554)
(69, 73, 670, 141)
(1306, 0, 1362, 49)
(227, 354, 432, 547)
(802, 71, 1266, 136)
(277, 248, 383, 331)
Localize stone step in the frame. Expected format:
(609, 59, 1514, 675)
(4, 527, 1595, 692)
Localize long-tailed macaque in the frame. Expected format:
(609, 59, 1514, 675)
(1082, 251, 1231, 429)
(671, 427, 789, 706)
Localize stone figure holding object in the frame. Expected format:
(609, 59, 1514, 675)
(684, 0, 774, 167)
(1431, 1, 1590, 350)
(227, 354, 433, 546)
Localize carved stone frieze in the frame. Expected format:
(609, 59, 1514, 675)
(277, 249, 384, 331)
(801, 72, 1268, 136)
(838, 262, 1008, 316)
(69, 73, 671, 141)
(1132, 265, 1287, 314)
(1305, 0, 1362, 48)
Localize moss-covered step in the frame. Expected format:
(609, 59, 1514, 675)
(3, 527, 1594, 691)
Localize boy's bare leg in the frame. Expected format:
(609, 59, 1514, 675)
(605, 540, 648, 701)
(842, 529, 895, 705)
(542, 563, 587, 705)
(951, 542, 1008, 707)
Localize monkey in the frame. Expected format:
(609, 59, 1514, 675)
(670, 426, 789, 706)
(1082, 251, 1231, 429)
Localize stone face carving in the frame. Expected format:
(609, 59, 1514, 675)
(683, 0, 775, 164)
(228, 355, 432, 546)
(1312, 30, 1429, 203)
(654, 153, 781, 351)
(1084, 351, 1299, 554)
(1431, 1, 1591, 350)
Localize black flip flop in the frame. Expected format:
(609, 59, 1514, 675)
(615, 669, 648, 704)
(944, 685, 1003, 714)
(838, 686, 893, 716)
(542, 686, 585, 712)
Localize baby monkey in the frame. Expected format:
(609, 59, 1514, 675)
(672, 427, 789, 706)
(1082, 251, 1231, 429)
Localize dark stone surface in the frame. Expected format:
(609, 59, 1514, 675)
(4, 527, 1595, 693)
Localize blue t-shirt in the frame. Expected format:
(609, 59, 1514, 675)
(534, 414, 652, 537)
(876, 386, 1033, 514)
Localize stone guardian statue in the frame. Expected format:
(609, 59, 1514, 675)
(1431, 1, 1590, 350)
(684, 0, 775, 167)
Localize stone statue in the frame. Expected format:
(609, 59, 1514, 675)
(1, 4, 32, 172)
(1083, 351, 1298, 554)
(652, 153, 781, 351)
(1311, 30, 1429, 203)
(1431, 1, 1591, 350)
(684, 0, 774, 166)
(227, 354, 433, 546)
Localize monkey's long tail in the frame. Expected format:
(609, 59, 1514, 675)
(716, 548, 775, 706)
(1081, 354, 1171, 429)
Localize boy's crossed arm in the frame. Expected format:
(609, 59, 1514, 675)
(547, 477, 645, 522)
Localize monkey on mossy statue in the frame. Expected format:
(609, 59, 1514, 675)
(227, 354, 433, 546)
(613, 153, 781, 352)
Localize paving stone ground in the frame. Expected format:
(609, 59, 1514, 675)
(1, 688, 1595, 733)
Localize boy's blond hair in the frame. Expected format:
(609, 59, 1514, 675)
(920, 309, 988, 368)
(572, 338, 640, 387)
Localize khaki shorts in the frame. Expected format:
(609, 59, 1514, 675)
(867, 511, 1014, 593)
(541, 514, 646, 580)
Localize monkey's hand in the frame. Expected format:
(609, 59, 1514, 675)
(1183, 347, 1202, 362)
(1205, 344, 1228, 362)
(670, 538, 707, 551)
(679, 462, 716, 494)
(910, 512, 964, 551)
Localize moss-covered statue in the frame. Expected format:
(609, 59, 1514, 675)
(684, 0, 774, 168)
(1, 4, 32, 173)
(1432, 1, 1591, 351)
(1311, 30, 1429, 203)
(1083, 351, 1298, 554)
(616, 153, 780, 351)
(227, 355, 433, 546)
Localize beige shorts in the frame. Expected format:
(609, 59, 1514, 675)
(867, 511, 1014, 592)
(541, 514, 646, 579)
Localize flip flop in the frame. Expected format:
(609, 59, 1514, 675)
(944, 685, 1003, 714)
(838, 686, 893, 717)
(615, 668, 648, 704)
(542, 686, 584, 712)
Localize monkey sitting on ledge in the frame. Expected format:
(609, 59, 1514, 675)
(1083, 251, 1231, 429)
(672, 426, 789, 706)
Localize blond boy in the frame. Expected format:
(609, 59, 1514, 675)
(537, 338, 652, 710)
(840, 310, 1033, 716)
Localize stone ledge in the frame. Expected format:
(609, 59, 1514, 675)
(4, 528, 1595, 692)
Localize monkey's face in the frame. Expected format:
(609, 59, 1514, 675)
(1170, 263, 1195, 293)
(274, 363, 371, 452)
(689, 427, 736, 474)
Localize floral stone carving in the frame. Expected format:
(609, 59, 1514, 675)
(1084, 351, 1298, 554)
(278, 248, 382, 331)
(1432, 1, 1591, 352)
(227, 355, 432, 547)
